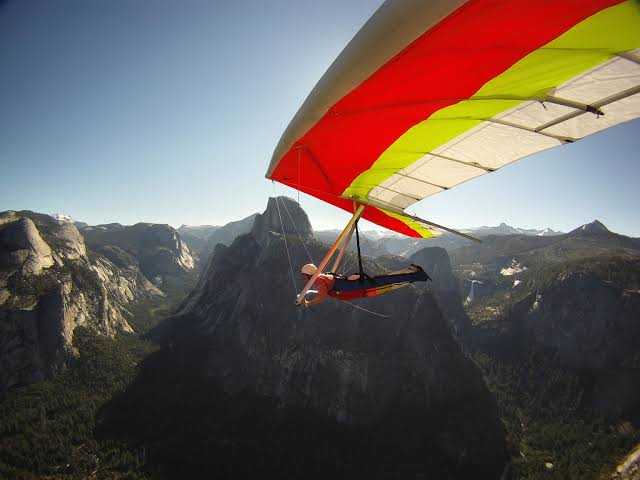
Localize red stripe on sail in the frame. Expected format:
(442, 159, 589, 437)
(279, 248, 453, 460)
(271, 0, 622, 235)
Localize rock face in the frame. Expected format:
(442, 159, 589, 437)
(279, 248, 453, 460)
(205, 213, 258, 248)
(81, 222, 195, 284)
(0, 211, 162, 392)
(50, 218, 87, 261)
(456, 220, 640, 421)
(177, 215, 259, 270)
(177, 225, 219, 241)
(133, 223, 195, 275)
(450, 219, 640, 309)
(410, 246, 471, 338)
(504, 257, 640, 419)
(410, 246, 459, 291)
(177, 225, 220, 266)
(143, 199, 506, 477)
(250, 196, 312, 246)
(0, 215, 54, 275)
(518, 265, 639, 371)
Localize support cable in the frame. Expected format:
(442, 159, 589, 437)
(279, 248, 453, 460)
(341, 299, 390, 318)
(280, 195, 314, 264)
(297, 147, 301, 205)
(355, 220, 365, 279)
(273, 185, 297, 295)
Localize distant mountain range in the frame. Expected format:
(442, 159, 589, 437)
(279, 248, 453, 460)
(365, 222, 563, 257)
(178, 215, 258, 266)
(472, 222, 562, 237)
(453, 218, 640, 317)
(452, 219, 639, 270)
(175, 225, 220, 260)
(175, 205, 565, 261)
(177, 224, 220, 240)
(452, 218, 640, 422)
(0, 210, 197, 392)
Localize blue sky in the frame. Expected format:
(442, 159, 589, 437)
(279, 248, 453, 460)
(1, 0, 639, 236)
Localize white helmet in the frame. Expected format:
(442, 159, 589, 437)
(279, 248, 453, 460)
(301, 263, 317, 276)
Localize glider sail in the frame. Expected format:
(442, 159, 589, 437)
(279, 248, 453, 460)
(266, 0, 640, 238)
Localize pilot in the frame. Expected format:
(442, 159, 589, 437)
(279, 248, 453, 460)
(299, 262, 430, 306)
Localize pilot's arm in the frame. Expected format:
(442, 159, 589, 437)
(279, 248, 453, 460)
(301, 279, 330, 307)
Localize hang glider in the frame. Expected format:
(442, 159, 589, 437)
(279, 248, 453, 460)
(266, 0, 640, 303)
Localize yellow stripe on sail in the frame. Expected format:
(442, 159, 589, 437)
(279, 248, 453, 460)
(381, 208, 439, 238)
(343, 1, 640, 203)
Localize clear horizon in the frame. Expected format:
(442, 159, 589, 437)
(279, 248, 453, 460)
(2, 1, 639, 236)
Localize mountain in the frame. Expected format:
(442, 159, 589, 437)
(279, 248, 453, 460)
(452, 219, 640, 326)
(454, 220, 640, 417)
(2, 204, 636, 478)
(570, 218, 610, 235)
(409, 246, 471, 339)
(177, 213, 260, 268)
(368, 222, 563, 258)
(177, 225, 220, 265)
(473, 222, 562, 237)
(505, 256, 640, 410)
(452, 220, 640, 286)
(180, 205, 305, 269)
(80, 222, 195, 287)
(0, 211, 163, 392)
(250, 196, 312, 245)
(205, 213, 258, 248)
(102, 197, 507, 478)
(448, 220, 640, 477)
(177, 224, 220, 240)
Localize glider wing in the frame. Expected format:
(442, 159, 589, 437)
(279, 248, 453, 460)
(267, 0, 640, 238)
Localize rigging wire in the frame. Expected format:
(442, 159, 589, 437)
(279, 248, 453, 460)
(273, 184, 298, 295)
(297, 147, 301, 206)
(341, 299, 390, 318)
(355, 220, 365, 278)
(280, 195, 314, 264)
(273, 183, 392, 319)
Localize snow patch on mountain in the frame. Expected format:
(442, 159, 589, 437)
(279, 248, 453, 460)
(51, 213, 74, 223)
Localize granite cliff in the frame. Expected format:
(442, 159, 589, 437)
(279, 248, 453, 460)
(104, 197, 507, 478)
(0, 211, 177, 392)
(81, 222, 195, 285)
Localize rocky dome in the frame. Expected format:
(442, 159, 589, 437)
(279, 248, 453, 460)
(250, 196, 312, 246)
(409, 246, 470, 338)
(82, 222, 195, 280)
(0, 215, 54, 275)
(50, 220, 87, 261)
(410, 246, 457, 291)
(141, 199, 506, 478)
(0, 210, 164, 392)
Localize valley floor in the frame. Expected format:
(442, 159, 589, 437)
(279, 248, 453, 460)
(472, 348, 639, 479)
(1, 323, 637, 479)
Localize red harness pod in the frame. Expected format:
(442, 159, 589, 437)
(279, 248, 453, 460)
(308, 268, 428, 303)
(329, 282, 406, 301)
(311, 274, 335, 301)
